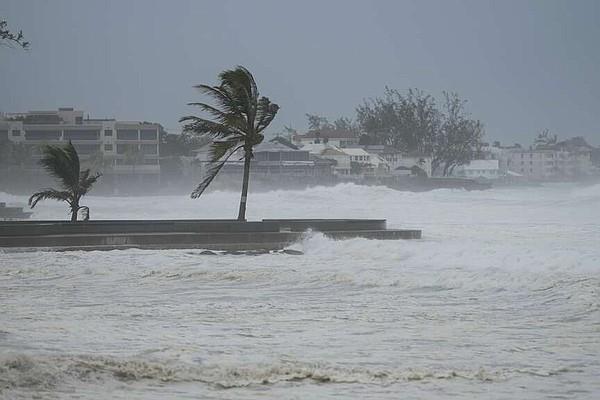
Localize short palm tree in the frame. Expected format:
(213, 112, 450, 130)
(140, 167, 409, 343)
(29, 142, 101, 222)
(180, 66, 279, 220)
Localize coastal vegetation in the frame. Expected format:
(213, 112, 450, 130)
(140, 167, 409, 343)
(356, 89, 484, 176)
(300, 89, 484, 176)
(28, 142, 101, 222)
(180, 66, 279, 220)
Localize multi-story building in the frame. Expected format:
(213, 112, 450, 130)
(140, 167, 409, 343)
(506, 149, 573, 180)
(487, 137, 595, 181)
(0, 108, 160, 179)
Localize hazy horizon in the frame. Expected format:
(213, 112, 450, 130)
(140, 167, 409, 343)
(1, 0, 599, 146)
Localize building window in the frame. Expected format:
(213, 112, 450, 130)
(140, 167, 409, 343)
(63, 130, 100, 140)
(116, 129, 138, 140)
(116, 144, 137, 154)
(140, 144, 157, 155)
(25, 130, 61, 140)
(104, 144, 113, 151)
(73, 144, 101, 154)
(75, 116, 83, 124)
(140, 129, 157, 140)
(104, 129, 113, 136)
(11, 130, 20, 136)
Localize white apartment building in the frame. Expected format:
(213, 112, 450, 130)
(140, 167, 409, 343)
(505, 149, 584, 180)
(0, 108, 160, 177)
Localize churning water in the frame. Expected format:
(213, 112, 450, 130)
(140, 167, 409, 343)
(1, 183, 599, 399)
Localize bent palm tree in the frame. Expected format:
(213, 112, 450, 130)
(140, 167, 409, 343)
(180, 66, 279, 220)
(29, 142, 101, 222)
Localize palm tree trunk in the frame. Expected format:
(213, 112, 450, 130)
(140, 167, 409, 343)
(237, 149, 252, 221)
(70, 199, 79, 222)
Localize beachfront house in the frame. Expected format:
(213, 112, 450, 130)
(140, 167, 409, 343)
(454, 159, 501, 180)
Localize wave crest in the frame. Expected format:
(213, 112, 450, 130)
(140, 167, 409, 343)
(0, 353, 574, 391)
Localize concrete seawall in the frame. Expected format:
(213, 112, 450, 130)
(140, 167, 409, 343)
(0, 219, 421, 251)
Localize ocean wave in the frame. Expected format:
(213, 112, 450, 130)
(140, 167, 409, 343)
(0, 353, 575, 390)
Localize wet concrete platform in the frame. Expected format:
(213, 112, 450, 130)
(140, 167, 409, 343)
(0, 219, 421, 251)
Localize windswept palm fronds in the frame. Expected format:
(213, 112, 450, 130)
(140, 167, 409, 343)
(180, 66, 279, 220)
(29, 142, 101, 221)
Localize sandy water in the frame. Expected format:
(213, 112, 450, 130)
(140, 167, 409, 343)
(1, 183, 599, 399)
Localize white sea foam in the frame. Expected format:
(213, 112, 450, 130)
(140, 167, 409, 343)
(1, 183, 599, 399)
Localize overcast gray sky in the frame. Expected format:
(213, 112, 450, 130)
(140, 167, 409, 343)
(1, 0, 599, 146)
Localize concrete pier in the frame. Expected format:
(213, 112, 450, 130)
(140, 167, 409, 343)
(0, 219, 421, 251)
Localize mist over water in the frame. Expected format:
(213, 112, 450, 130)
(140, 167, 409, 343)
(1, 184, 599, 399)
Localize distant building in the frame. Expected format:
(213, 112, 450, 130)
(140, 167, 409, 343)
(292, 128, 358, 148)
(0, 108, 161, 179)
(454, 159, 501, 180)
(504, 137, 594, 180)
(505, 149, 568, 180)
(300, 144, 388, 176)
(394, 154, 432, 177)
(193, 138, 333, 178)
(316, 146, 352, 175)
(483, 138, 596, 181)
(361, 145, 432, 176)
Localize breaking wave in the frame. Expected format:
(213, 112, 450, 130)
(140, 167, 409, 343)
(0, 353, 575, 391)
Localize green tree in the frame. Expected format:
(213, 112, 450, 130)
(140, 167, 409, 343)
(305, 114, 331, 131)
(180, 66, 279, 220)
(533, 129, 557, 149)
(356, 88, 483, 175)
(29, 142, 101, 222)
(432, 92, 484, 176)
(356, 88, 440, 152)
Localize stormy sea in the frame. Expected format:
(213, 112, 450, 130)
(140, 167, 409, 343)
(1, 183, 599, 399)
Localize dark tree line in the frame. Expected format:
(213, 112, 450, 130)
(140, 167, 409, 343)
(355, 88, 484, 176)
(305, 113, 360, 135)
(303, 89, 484, 176)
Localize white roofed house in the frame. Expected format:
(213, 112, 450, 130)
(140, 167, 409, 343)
(343, 147, 388, 176)
(318, 146, 352, 176)
(362, 145, 432, 177)
(394, 153, 432, 177)
(453, 159, 501, 180)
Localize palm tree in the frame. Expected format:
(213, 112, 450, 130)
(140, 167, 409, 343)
(29, 142, 101, 222)
(180, 66, 279, 220)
